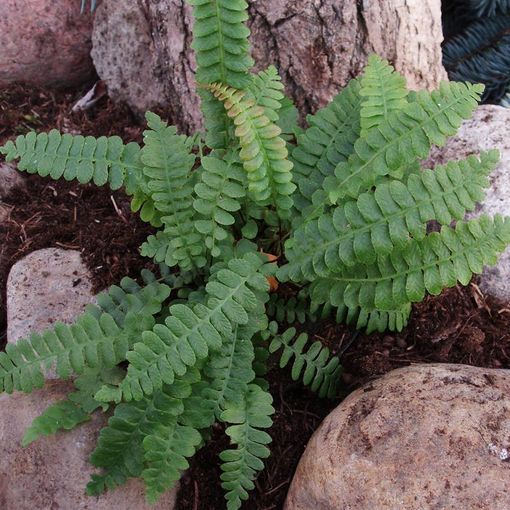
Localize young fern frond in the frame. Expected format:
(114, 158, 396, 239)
(0, 130, 142, 190)
(359, 55, 408, 134)
(189, 0, 253, 89)
(246, 66, 286, 122)
(193, 153, 246, 258)
(206, 83, 296, 216)
(309, 215, 510, 326)
(141, 112, 207, 272)
(188, 0, 253, 150)
(291, 78, 362, 216)
(220, 384, 274, 510)
(22, 367, 124, 447)
(324, 81, 484, 203)
(269, 327, 342, 398)
(281, 151, 499, 283)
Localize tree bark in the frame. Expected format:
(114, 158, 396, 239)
(92, 0, 446, 133)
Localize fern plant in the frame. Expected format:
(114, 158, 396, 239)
(1, 1, 509, 507)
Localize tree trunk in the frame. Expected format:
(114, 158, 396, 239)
(91, 0, 446, 133)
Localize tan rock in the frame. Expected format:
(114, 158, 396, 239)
(426, 105, 510, 302)
(0, 380, 178, 509)
(285, 364, 510, 510)
(0, 0, 95, 88)
(7, 248, 95, 344)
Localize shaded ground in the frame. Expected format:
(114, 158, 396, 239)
(1, 84, 510, 510)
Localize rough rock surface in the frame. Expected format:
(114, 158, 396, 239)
(285, 364, 510, 510)
(0, 163, 24, 199)
(7, 248, 95, 344)
(0, 381, 178, 510)
(0, 0, 95, 88)
(426, 105, 510, 302)
(91, 0, 446, 131)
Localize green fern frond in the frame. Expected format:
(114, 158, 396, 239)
(141, 112, 207, 271)
(143, 421, 202, 502)
(0, 130, 142, 190)
(266, 291, 331, 324)
(201, 326, 256, 418)
(194, 153, 246, 258)
(86, 270, 171, 326)
(219, 384, 274, 510)
(324, 81, 484, 203)
(344, 303, 412, 334)
(246, 66, 285, 122)
(115, 253, 271, 402)
(0, 313, 133, 394)
(276, 96, 299, 140)
(88, 369, 200, 498)
(188, 0, 253, 150)
(291, 77, 362, 215)
(269, 327, 342, 398)
(22, 367, 124, 446)
(309, 215, 510, 325)
(0, 273, 171, 394)
(206, 83, 296, 216)
(281, 151, 498, 282)
(360, 55, 408, 134)
(188, 0, 253, 89)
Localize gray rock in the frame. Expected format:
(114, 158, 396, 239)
(7, 248, 95, 345)
(0, 0, 95, 88)
(0, 163, 24, 198)
(3, 247, 179, 507)
(426, 105, 510, 302)
(285, 364, 510, 510)
(0, 381, 178, 509)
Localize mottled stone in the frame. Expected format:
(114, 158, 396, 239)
(7, 248, 95, 344)
(426, 105, 510, 302)
(0, 0, 95, 88)
(0, 381, 178, 509)
(0, 163, 24, 198)
(286, 364, 510, 510)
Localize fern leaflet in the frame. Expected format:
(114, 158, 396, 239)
(220, 384, 274, 510)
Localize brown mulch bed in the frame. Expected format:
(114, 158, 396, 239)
(1, 83, 510, 510)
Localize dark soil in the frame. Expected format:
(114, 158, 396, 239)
(2, 84, 510, 510)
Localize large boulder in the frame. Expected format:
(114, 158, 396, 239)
(2, 246, 178, 508)
(285, 364, 510, 509)
(0, 0, 95, 88)
(7, 248, 95, 344)
(0, 381, 178, 509)
(91, 0, 446, 131)
(426, 105, 510, 302)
